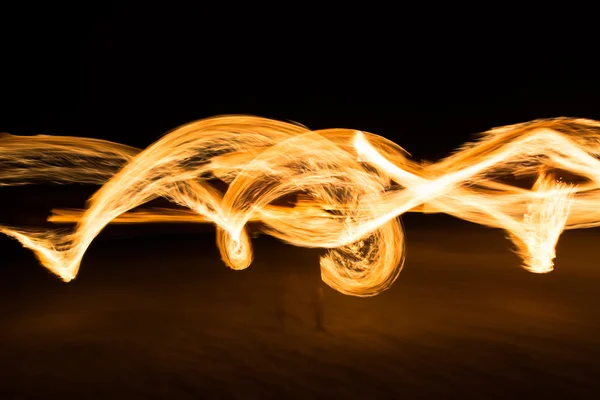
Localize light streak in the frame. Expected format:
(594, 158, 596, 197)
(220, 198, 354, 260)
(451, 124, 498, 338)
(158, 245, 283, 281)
(1, 116, 598, 296)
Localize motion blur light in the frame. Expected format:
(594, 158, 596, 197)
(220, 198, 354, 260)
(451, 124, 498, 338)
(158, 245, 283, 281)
(1, 116, 597, 296)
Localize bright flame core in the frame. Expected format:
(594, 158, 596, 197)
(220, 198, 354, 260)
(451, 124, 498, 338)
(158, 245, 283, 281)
(1, 116, 598, 296)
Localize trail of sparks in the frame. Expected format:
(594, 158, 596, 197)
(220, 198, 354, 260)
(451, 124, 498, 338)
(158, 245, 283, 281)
(1, 116, 600, 296)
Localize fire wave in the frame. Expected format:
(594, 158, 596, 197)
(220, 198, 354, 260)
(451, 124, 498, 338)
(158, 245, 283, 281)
(1, 116, 600, 296)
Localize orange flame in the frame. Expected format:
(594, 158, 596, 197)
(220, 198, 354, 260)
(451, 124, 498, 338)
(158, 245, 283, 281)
(0, 116, 597, 296)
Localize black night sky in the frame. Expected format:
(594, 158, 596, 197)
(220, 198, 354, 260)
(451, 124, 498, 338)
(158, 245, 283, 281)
(3, 4, 598, 158)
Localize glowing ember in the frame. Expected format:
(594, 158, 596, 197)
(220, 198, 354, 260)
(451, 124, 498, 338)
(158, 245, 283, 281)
(1, 116, 599, 296)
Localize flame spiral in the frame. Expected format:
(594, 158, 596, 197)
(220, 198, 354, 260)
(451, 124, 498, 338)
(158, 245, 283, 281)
(1, 116, 599, 296)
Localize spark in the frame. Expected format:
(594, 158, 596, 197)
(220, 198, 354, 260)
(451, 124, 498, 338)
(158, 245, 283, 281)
(1, 116, 599, 296)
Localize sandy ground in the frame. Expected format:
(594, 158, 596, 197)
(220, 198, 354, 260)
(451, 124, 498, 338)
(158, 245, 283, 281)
(1, 219, 600, 398)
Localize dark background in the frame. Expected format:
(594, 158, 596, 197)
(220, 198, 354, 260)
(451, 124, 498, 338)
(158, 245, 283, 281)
(2, 3, 600, 399)
(2, 3, 597, 158)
